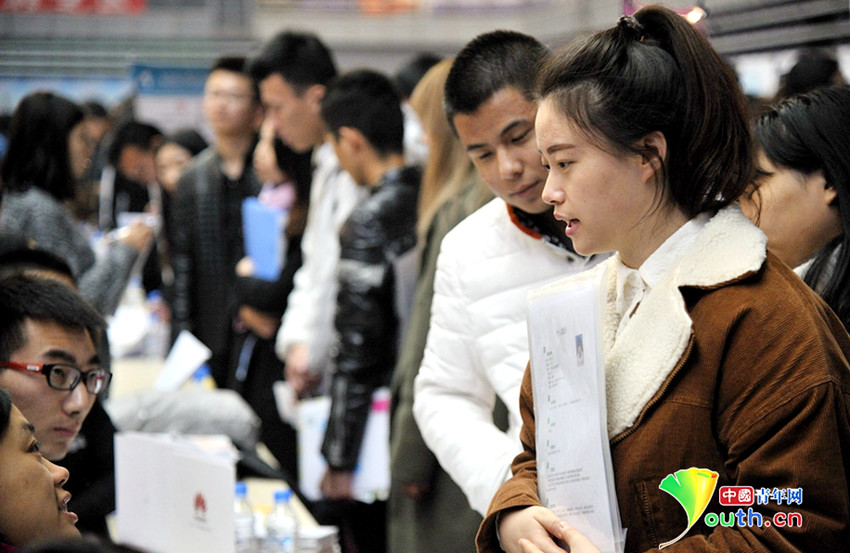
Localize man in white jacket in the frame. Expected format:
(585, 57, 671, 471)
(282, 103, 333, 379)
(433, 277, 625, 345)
(412, 31, 607, 516)
(247, 31, 368, 397)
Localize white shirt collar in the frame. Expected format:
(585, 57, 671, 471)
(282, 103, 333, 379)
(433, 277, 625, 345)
(613, 212, 710, 333)
(794, 258, 813, 279)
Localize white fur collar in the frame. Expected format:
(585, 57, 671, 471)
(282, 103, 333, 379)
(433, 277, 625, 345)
(604, 205, 767, 438)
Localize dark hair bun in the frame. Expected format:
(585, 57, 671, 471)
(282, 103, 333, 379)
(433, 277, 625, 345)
(617, 15, 645, 41)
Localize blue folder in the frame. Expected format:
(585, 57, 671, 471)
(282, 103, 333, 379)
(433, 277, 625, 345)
(241, 197, 289, 281)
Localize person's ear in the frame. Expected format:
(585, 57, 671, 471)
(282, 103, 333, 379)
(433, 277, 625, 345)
(812, 170, 838, 206)
(304, 84, 326, 113)
(338, 126, 366, 153)
(639, 131, 667, 182)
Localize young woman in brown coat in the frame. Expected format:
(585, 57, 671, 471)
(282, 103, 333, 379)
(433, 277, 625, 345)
(478, 5, 850, 553)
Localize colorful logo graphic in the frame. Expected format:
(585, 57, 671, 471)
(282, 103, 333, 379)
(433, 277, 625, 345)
(718, 486, 753, 506)
(193, 492, 207, 522)
(658, 467, 719, 549)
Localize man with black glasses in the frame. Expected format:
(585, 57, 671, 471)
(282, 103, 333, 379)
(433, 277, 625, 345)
(0, 274, 108, 462)
(0, 251, 118, 538)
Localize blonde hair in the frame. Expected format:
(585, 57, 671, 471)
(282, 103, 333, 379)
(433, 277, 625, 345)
(409, 58, 478, 239)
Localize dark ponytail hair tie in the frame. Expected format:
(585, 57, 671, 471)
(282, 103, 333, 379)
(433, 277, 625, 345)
(617, 15, 645, 41)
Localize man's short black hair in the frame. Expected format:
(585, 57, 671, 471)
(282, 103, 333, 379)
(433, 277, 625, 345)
(444, 30, 546, 132)
(0, 275, 105, 361)
(82, 100, 109, 119)
(106, 120, 162, 166)
(246, 31, 337, 94)
(0, 246, 75, 283)
(779, 48, 843, 99)
(209, 55, 261, 102)
(162, 128, 208, 158)
(321, 69, 404, 157)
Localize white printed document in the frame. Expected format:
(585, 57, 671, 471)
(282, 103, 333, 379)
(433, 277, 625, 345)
(154, 330, 212, 390)
(526, 268, 625, 553)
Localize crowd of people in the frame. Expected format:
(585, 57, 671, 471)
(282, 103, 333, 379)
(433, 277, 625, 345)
(1, 4, 850, 552)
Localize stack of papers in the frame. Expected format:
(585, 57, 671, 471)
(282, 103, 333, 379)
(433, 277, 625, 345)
(526, 267, 626, 553)
(298, 526, 341, 553)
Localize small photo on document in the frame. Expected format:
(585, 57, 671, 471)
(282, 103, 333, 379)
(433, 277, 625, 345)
(575, 334, 585, 367)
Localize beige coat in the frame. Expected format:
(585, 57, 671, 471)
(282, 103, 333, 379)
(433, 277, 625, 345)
(478, 206, 850, 553)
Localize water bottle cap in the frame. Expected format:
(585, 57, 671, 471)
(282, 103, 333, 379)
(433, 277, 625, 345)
(273, 488, 292, 503)
(146, 290, 163, 301)
(193, 364, 212, 380)
(235, 481, 247, 497)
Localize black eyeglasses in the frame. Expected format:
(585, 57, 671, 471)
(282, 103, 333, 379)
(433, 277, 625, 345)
(0, 361, 112, 396)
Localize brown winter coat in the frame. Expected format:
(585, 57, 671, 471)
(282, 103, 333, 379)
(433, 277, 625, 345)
(477, 206, 850, 553)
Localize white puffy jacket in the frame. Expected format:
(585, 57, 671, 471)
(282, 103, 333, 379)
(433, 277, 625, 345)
(413, 198, 604, 515)
(276, 142, 368, 377)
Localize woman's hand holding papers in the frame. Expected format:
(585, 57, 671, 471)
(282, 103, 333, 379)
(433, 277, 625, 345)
(499, 506, 600, 553)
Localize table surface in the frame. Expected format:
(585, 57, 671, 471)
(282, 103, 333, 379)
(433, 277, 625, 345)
(109, 356, 165, 399)
(108, 356, 319, 527)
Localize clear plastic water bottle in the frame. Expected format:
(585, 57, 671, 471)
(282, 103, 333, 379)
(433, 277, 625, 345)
(144, 290, 170, 359)
(264, 488, 299, 553)
(234, 481, 256, 553)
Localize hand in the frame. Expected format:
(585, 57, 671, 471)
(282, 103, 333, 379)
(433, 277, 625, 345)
(402, 481, 431, 499)
(235, 256, 255, 277)
(285, 343, 322, 398)
(551, 523, 599, 553)
(119, 218, 154, 252)
(149, 296, 171, 323)
(320, 468, 354, 500)
(237, 306, 280, 340)
(499, 506, 599, 553)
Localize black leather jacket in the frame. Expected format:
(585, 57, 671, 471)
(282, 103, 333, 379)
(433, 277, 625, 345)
(321, 165, 421, 470)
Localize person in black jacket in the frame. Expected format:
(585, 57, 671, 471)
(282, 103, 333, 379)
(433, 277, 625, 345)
(317, 70, 420, 553)
(169, 56, 263, 383)
(228, 121, 312, 483)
